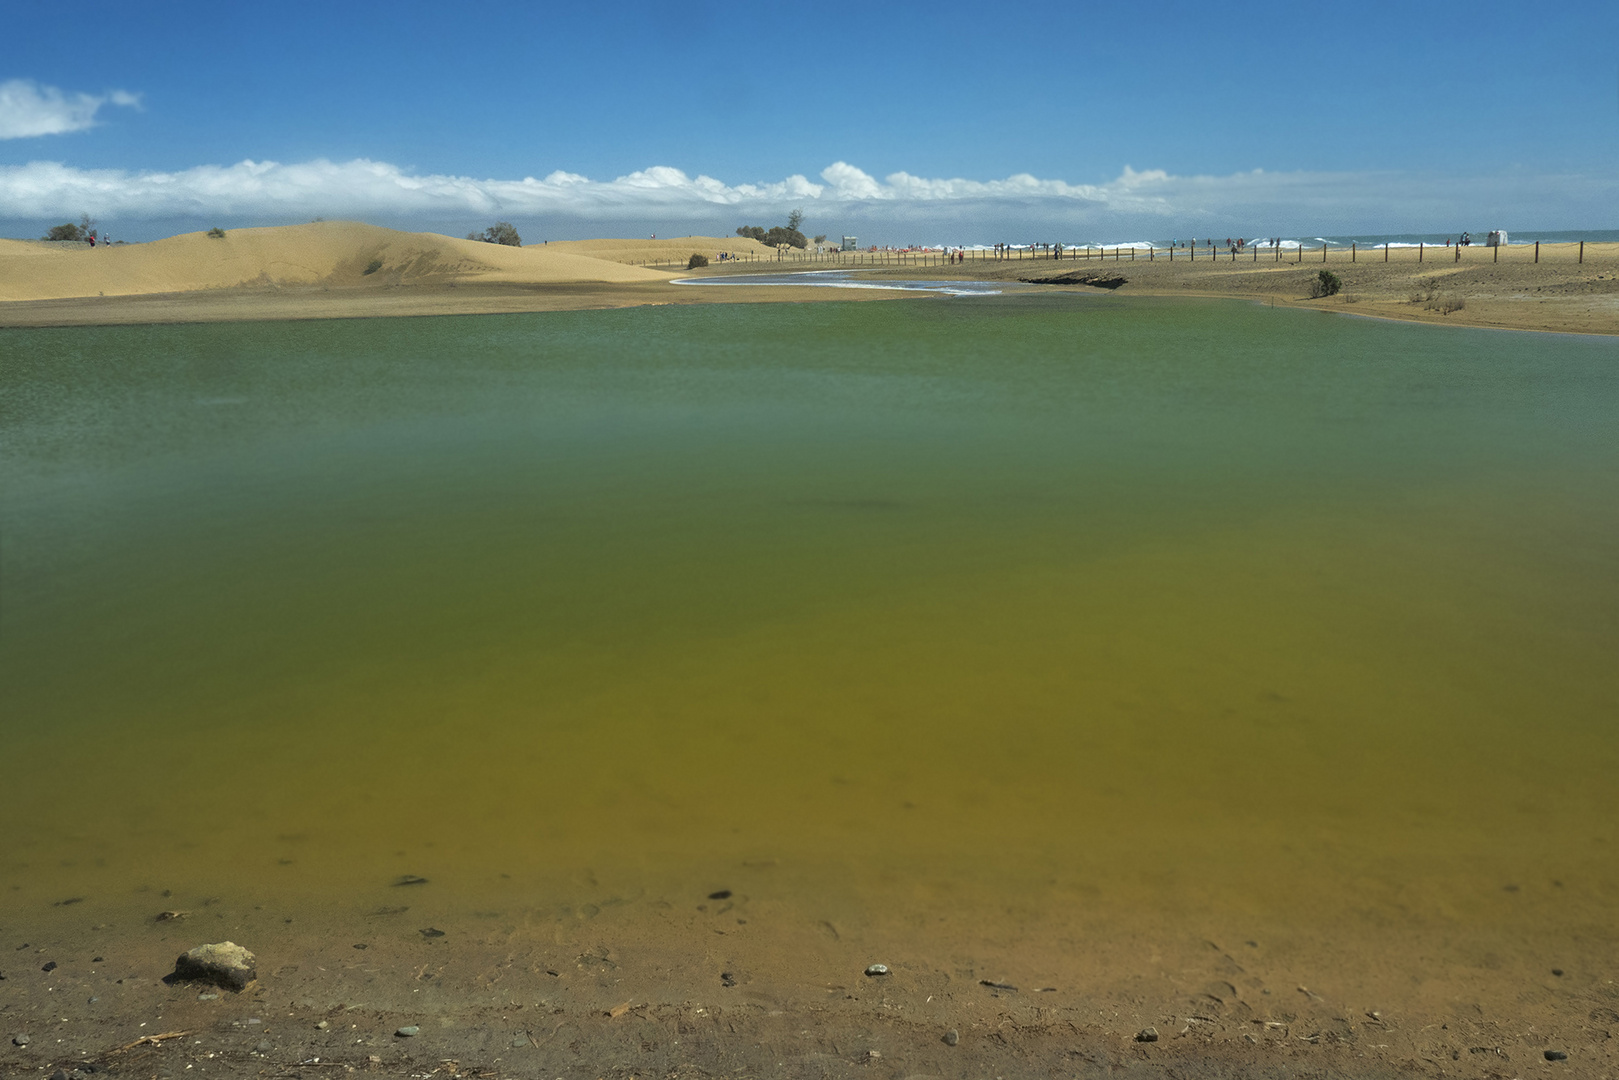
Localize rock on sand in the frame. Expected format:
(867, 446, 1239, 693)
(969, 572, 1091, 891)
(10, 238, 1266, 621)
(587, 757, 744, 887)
(170, 941, 257, 992)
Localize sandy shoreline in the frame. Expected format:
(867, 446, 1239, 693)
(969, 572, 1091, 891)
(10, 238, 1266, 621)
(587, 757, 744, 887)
(5, 865, 1615, 1079)
(3, 226, 1614, 334)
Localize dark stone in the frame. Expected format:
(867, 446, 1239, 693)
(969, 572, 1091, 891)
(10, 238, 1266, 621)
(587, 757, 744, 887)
(168, 941, 256, 992)
(708, 890, 732, 900)
(256, 1040, 273, 1053)
(352, 943, 368, 950)
(1545, 1050, 1568, 1061)
(943, 1028, 959, 1046)
(1021, 272, 1128, 289)
(419, 928, 445, 939)
(721, 972, 736, 987)
(41, 961, 56, 972)
(1552, 968, 1564, 976)
(1136, 1027, 1159, 1043)
(12, 1033, 29, 1046)
(49, 1070, 71, 1080)
(52, 897, 85, 907)
(979, 979, 1017, 991)
(392, 875, 428, 887)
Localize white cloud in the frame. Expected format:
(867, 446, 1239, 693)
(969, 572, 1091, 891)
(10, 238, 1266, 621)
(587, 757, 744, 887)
(0, 155, 1611, 238)
(0, 79, 142, 139)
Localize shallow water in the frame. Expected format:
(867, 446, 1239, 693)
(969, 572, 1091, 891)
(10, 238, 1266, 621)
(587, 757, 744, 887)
(3, 295, 1616, 965)
(675, 268, 1009, 295)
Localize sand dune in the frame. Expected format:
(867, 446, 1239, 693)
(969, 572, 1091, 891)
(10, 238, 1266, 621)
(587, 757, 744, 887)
(0, 221, 674, 302)
(542, 235, 780, 265)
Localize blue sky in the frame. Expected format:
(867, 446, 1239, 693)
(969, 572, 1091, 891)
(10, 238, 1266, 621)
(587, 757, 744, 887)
(2, 1, 1616, 243)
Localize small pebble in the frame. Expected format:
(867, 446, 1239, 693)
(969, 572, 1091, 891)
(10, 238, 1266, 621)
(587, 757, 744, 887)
(511, 1035, 529, 1048)
(943, 1028, 959, 1046)
(864, 963, 889, 977)
(12, 1033, 30, 1046)
(87, 997, 98, 1004)
(255, 1040, 273, 1053)
(41, 961, 57, 973)
(1551, 968, 1564, 976)
(246, 1018, 261, 1025)
(198, 992, 219, 1001)
(1545, 1050, 1568, 1061)
(708, 890, 732, 900)
(49, 1070, 71, 1080)
(395, 1025, 420, 1038)
(1135, 1026, 1159, 1043)
(315, 1020, 329, 1030)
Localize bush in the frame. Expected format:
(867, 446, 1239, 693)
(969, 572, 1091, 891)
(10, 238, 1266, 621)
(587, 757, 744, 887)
(470, 222, 521, 246)
(43, 222, 84, 242)
(736, 216, 808, 250)
(363, 258, 383, 275)
(1309, 269, 1342, 298)
(207, 227, 226, 239)
(686, 253, 709, 269)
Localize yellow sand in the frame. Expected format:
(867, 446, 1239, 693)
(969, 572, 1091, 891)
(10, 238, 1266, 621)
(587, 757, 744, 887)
(0, 220, 676, 302)
(542, 234, 779, 266)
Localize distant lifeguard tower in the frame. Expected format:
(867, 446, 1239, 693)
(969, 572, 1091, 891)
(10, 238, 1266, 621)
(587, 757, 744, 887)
(841, 236, 858, 252)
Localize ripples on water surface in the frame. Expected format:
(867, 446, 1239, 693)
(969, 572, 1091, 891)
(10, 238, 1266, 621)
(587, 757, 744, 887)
(3, 294, 1616, 974)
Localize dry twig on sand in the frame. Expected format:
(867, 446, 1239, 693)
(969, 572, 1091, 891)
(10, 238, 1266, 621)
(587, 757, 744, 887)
(112, 1029, 192, 1052)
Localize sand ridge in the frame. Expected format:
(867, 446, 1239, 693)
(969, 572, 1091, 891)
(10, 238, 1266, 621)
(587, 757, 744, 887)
(0, 221, 677, 303)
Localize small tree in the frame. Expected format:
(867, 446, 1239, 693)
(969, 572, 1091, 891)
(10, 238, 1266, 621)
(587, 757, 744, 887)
(687, 253, 709, 269)
(471, 222, 521, 246)
(43, 222, 84, 242)
(736, 225, 768, 243)
(207, 227, 227, 239)
(1310, 269, 1342, 297)
(787, 208, 804, 231)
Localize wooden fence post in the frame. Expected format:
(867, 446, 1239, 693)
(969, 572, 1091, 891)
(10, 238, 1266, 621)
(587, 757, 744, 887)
(1352, 242, 1356, 262)
(1322, 243, 1327, 263)
(1419, 242, 1423, 263)
(1535, 241, 1539, 263)
(1385, 243, 1389, 262)
(1579, 240, 1584, 264)
(1494, 241, 1498, 263)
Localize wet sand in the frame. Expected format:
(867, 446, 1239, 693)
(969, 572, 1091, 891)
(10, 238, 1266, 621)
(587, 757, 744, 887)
(0, 278, 917, 327)
(6, 869, 1616, 1079)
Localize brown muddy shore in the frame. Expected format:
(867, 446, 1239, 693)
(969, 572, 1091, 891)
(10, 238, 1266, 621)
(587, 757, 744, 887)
(3, 875, 1616, 1080)
(850, 240, 1619, 337)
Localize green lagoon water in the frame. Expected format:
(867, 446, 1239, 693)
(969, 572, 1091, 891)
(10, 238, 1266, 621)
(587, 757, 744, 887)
(3, 295, 1617, 949)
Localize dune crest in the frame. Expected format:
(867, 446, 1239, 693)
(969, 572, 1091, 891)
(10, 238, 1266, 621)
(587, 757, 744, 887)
(0, 221, 678, 302)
